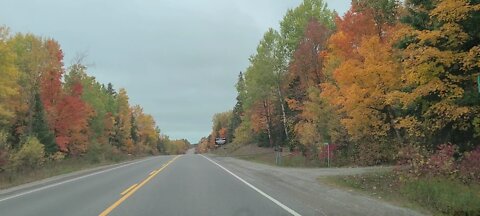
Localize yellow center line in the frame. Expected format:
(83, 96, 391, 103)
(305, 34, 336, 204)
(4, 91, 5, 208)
(99, 155, 181, 216)
(148, 170, 157, 175)
(120, 183, 138, 196)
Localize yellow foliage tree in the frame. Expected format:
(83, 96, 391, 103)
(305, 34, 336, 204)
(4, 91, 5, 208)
(0, 27, 19, 126)
(398, 0, 480, 145)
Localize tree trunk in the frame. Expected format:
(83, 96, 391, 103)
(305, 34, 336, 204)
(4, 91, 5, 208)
(263, 100, 273, 147)
(277, 85, 289, 140)
(386, 106, 403, 144)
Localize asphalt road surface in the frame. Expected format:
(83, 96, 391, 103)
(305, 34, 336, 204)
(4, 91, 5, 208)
(0, 150, 421, 216)
(0, 153, 296, 216)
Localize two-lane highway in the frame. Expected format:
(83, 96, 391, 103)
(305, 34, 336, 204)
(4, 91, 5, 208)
(0, 153, 299, 216)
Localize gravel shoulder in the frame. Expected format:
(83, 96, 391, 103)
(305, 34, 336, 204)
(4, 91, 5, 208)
(209, 154, 424, 216)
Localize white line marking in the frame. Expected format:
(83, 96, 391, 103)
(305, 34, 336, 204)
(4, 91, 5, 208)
(0, 157, 158, 203)
(200, 155, 302, 216)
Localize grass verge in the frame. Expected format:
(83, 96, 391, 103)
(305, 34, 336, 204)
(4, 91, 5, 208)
(0, 155, 141, 190)
(320, 171, 480, 216)
(212, 143, 329, 168)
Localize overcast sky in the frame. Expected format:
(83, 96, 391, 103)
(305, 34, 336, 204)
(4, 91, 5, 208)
(1, 0, 350, 143)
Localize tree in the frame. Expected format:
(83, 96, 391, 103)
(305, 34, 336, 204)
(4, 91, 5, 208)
(211, 111, 232, 139)
(38, 41, 93, 155)
(131, 105, 159, 154)
(113, 88, 134, 153)
(288, 20, 330, 90)
(280, 0, 335, 57)
(0, 27, 20, 127)
(328, 6, 378, 61)
(243, 29, 285, 147)
(31, 93, 56, 153)
(9, 137, 45, 169)
(286, 20, 331, 151)
(352, 0, 400, 38)
(55, 82, 92, 155)
(228, 72, 245, 143)
(8, 33, 49, 138)
(317, 1, 402, 164)
(398, 0, 480, 150)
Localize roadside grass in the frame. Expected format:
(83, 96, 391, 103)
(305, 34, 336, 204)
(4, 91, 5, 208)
(0, 154, 139, 190)
(320, 171, 480, 216)
(211, 143, 329, 168)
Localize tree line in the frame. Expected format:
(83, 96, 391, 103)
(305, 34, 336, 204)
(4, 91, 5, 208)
(201, 0, 480, 167)
(0, 28, 186, 171)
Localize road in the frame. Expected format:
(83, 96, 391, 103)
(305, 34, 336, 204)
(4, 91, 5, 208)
(0, 151, 422, 216)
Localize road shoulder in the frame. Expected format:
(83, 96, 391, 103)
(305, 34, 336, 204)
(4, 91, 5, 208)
(207, 154, 423, 216)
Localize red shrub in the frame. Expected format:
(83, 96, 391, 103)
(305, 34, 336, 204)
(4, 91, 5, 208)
(395, 145, 429, 180)
(459, 147, 480, 183)
(317, 144, 337, 160)
(427, 144, 458, 178)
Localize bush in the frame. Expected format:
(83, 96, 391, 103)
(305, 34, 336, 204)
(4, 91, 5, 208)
(397, 144, 480, 184)
(49, 151, 66, 161)
(85, 142, 105, 164)
(9, 137, 45, 170)
(0, 130, 10, 170)
(460, 147, 480, 183)
(427, 144, 458, 178)
(395, 144, 429, 180)
(402, 178, 480, 215)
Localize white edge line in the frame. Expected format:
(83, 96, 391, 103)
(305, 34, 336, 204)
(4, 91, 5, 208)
(200, 154, 302, 216)
(0, 157, 157, 203)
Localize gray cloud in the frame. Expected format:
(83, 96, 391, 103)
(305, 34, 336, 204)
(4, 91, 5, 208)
(1, 0, 350, 143)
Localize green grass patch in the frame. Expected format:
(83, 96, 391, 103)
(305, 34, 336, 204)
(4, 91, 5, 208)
(236, 153, 326, 167)
(402, 178, 480, 216)
(321, 172, 480, 216)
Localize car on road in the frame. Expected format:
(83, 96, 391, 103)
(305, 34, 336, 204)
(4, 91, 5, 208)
(215, 137, 226, 145)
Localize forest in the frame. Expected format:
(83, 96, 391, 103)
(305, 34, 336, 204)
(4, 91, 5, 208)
(0, 29, 190, 174)
(200, 0, 480, 182)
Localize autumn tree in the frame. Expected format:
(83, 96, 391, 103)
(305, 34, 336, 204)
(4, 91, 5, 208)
(7, 33, 52, 145)
(211, 111, 232, 141)
(286, 20, 331, 155)
(131, 105, 159, 154)
(352, 0, 400, 38)
(242, 29, 286, 147)
(227, 72, 245, 143)
(397, 0, 480, 150)
(280, 0, 335, 57)
(112, 88, 134, 153)
(0, 27, 19, 128)
(31, 93, 56, 153)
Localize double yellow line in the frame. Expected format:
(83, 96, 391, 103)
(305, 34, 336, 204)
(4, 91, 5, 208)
(99, 155, 181, 216)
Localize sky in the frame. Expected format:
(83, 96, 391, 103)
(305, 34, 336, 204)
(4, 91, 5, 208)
(1, 0, 350, 143)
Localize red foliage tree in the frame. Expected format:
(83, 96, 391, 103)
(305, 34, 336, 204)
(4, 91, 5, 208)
(289, 19, 330, 92)
(39, 40, 92, 155)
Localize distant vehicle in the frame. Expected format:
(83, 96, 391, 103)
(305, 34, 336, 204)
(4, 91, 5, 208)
(215, 137, 226, 145)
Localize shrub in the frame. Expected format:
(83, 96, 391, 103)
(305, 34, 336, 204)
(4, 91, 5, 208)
(427, 144, 458, 179)
(0, 130, 10, 170)
(49, 151, 66, 162)
(459, 147, 480, 183)
(9, 137, 45, 170)
(397, 144, 480, 183)
(85, 142, 105, 164)
(395, 144, 429, 180)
